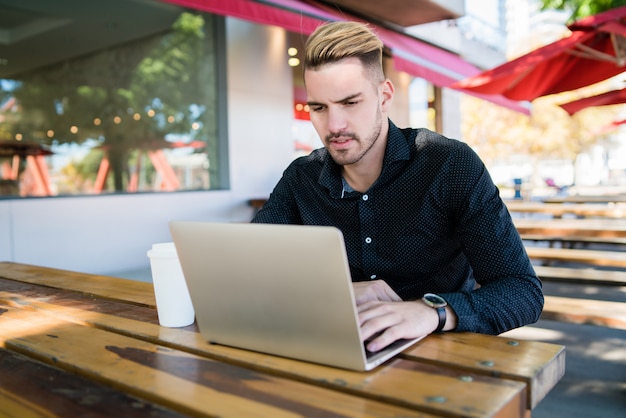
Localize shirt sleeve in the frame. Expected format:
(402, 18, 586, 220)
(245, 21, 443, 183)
(438, 143, 544, 334)
(251, 164, 301, 225)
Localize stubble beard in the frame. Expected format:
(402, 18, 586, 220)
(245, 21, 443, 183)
(326, 109, 383, 166)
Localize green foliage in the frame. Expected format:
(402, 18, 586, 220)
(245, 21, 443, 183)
(461, 82, 622, 173)
(1, 11, 218, 193)
(540, 0, 626, 21)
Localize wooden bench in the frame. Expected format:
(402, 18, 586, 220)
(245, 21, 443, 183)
(530, 261, 626, 330)
(533, 265, 626, 286)
(521, 234, 626, 248)
(525, 246, 626, 268)
(542, 194, 626, 204)
(507, 201, 626, 219)
(514, 218, 626, 238)
(542, 296, 626, 330)
(249, 198, 267, 216)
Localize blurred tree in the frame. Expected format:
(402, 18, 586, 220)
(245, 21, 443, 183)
(460, 1, 626, 190)
(3, 12, 218, 193)
(539, 0, 626, 21)
(461, 83, 622, 187)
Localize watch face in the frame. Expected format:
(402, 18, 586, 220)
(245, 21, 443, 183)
(423, 293, 447, 308)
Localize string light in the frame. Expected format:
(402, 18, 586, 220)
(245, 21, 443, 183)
(34, 108, 205, 142)
(288, 47, 300, 67)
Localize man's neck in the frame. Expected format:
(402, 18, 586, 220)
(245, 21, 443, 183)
(342, 134, 388, 193)
(342, 164, 380, 193)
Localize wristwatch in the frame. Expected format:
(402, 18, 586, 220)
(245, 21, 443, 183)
(421, 293, 447, 333)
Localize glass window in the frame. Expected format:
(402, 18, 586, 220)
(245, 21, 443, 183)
(0, 1, 226, 197)
(288, 31, 318, 160)
(409, 78, 437, 132)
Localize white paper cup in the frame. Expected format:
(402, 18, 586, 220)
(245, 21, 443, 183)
(147, 242, 195, 327)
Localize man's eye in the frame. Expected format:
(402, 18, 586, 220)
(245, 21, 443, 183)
(311, 106, 325, 112)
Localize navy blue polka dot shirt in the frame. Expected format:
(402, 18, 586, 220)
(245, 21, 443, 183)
(252, 121, 543, 334)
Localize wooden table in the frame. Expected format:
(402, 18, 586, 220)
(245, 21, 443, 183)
(506, 201, 626, 219)
(0, 262, 565, 417)
(526, 247, 626, 268)
(542, 194, 626, 204)
(514, 218, 626, 239)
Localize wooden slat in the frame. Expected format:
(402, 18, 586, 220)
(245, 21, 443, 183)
(0, 303, 441, 418)
(0, 272, 544, 414)
(533, 265, 626, 286)
(402, 332, 565, 410)
(525, 247, 626, 268)
(542, 195, 626, 204)
(0, 261, 155, 306)
(521, 234, 626, 246)
(514, 218, 626, 238)
(0, 348, 185, 418)
(542, 295, 626, 330)
(506, 201, 626, 218)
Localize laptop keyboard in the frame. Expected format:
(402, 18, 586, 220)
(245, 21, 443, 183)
(363, 333, 412, 359)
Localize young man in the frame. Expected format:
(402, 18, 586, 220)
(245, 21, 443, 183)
(252, 21, 543, 352)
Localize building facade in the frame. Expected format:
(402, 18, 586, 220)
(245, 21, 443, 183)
(0, 0, 515, 275)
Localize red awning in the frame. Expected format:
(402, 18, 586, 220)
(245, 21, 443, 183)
(160, 0, 326, 34)
(161, 0, 530, 114)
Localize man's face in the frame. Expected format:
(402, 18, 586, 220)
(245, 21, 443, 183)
(305, 58, 392, 167)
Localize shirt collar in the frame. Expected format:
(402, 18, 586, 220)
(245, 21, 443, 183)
(319, 120, 412, 198)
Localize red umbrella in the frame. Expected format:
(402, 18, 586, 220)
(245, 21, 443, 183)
(594, 117, 626, 134)
(559, 86, 626, 114)
(452, 6, 626, 101)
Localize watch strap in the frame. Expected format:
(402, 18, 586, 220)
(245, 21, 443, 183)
(434, 307, 446, 333)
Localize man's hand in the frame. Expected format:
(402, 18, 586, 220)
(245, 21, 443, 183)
(357, 299, 439, 352)
(352, 280, 456, 352)
(353, 280, 402, 305)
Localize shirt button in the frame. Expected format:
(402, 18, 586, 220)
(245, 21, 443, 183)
(370, 274, 377, 279)
(362, 194, 368, 201)
(365, 237, 372, 244)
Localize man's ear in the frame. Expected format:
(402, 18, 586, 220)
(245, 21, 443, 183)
(380, 79, 394, 111)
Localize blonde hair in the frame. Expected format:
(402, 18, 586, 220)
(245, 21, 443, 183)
(304, 21, 384, 82)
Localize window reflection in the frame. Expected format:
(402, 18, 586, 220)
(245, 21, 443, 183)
(0, 3, 222, 197)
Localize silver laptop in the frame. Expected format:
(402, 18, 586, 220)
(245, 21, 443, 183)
(169, 221, 423, 371)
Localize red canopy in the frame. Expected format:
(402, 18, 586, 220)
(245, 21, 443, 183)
(162, 0, 530, 114)
(452, 6, 626, 101)
(559, 86, 626, 115)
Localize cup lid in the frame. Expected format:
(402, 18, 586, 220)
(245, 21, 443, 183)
(147, 242, 178, 258)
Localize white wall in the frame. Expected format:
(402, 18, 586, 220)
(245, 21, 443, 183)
(0, 18, 294, 276)
(441, 89, 463, 141)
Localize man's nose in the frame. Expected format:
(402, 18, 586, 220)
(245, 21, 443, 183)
(326, 108, 348, 133)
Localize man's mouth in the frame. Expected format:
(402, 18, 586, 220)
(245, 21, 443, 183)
(329, 137, 354, 149)
(327, 133, 357, 149)
(331, 137, 352, 143)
